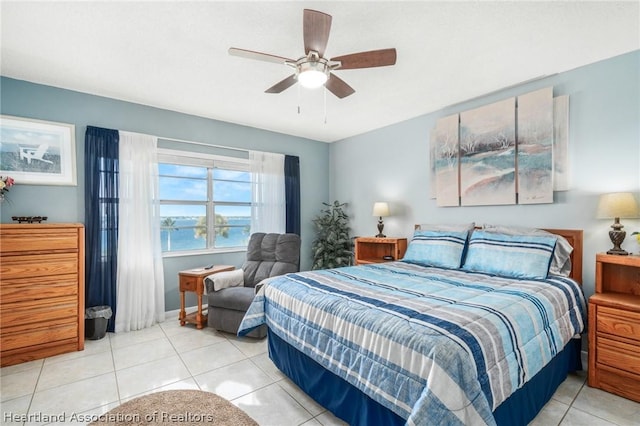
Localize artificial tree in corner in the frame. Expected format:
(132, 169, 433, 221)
(311, 200, 353, 270)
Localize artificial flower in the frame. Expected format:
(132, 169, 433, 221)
(0, 176, 15, 201)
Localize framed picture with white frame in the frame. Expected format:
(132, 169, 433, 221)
(0, 115, 77, 186)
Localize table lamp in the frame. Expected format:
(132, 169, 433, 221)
(372, 202, 390, 238)
(596, 192, 639, 255)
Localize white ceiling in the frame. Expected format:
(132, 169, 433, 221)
(1, 1, 638, 143)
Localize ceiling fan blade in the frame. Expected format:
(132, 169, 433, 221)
(303, 9, 332, 56)
(229, 47, 293, 65)
(265, 74, 297, 94)
(325, 74, 355, 99)
(332, 48, 397, 70)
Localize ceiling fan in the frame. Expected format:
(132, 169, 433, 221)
(229, 9, 397, 99)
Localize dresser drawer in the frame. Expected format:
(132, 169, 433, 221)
(0, 275, 78, 303)
(597, 337, 640, 376)
(0, 295, 78, 329)
(0, 253, 79, 280)
(0, 228, 79, 253)
(597, 306, 640, 342)
(0, 318, 78, 352)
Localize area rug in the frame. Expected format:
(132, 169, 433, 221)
(90, 390, 257, 425)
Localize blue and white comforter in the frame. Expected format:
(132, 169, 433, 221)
(238, 262, 586, 426)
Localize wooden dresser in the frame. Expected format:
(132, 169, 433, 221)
(588, 253, 640, 402)
(0, 223, 85, 367)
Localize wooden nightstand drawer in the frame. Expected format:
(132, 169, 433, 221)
(593, 367, 640, 403)
(597, 306, 640, 342)
(598, 337, 640, 376)
(180, 276, 198, 292)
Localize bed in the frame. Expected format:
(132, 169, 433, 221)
(238, 226, 586, 426)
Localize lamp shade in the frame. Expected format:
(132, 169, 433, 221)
(596, 192, 639, 219)
(372, 202, 390, 217)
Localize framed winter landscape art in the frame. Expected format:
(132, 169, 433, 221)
(429, 86, 568, 207)
(517, 87, 553, 204)
(0, 115, 77, 185)
(434, 114, 460, 206)
(459, 97, 516, 206)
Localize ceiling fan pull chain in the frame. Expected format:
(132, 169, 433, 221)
(297, 83, 301, 114)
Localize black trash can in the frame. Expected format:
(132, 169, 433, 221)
(85, 306, 112, 340)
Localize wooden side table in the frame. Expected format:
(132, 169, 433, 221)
(588, 253, 640, 402)
(179, 265, 234, 329)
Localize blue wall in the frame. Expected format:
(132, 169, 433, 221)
(330, 50, 640, 298)
(2, 50, 638, 310)
(0, 77, 330, 310)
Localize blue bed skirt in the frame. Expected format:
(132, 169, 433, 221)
(268, 329, 582, 426)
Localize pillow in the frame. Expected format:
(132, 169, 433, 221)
(462, 231, 557, 279)
(416, 222, 476, 233)
(402, 229, 469, 269)
(482, 225, 572, 276)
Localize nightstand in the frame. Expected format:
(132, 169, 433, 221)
(588, 253, 640, 402)
(179, 265, 234, 329)
(354, 237, 407, 265)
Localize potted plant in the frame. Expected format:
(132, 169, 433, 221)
(311, 200, 353, 270)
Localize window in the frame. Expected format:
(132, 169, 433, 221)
(158, 150, 251, 254)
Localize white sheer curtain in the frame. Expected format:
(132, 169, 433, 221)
(249, 151, 286, 233)
(116, 131, 165, 332)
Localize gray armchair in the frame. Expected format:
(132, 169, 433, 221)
(205, 232, 301, 338)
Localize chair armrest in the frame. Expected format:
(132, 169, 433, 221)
(204, 269, 244, 293)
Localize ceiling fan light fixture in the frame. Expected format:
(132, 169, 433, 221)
(298, 68, 328, 89)
(296, 53, 330, 89)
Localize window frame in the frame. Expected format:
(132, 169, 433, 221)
(158, 148, 251, 257)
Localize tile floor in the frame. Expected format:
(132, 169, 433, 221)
(2, 316, 639, 426)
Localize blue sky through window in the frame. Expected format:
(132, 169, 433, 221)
(158, 163, 250, 217)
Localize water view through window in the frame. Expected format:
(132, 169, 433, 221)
(160, 216, 251, 251)
(158, 159, 251, 253)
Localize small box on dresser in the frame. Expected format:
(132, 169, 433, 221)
(588, 253, 640, 402)
(0, 223, 85, 367)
